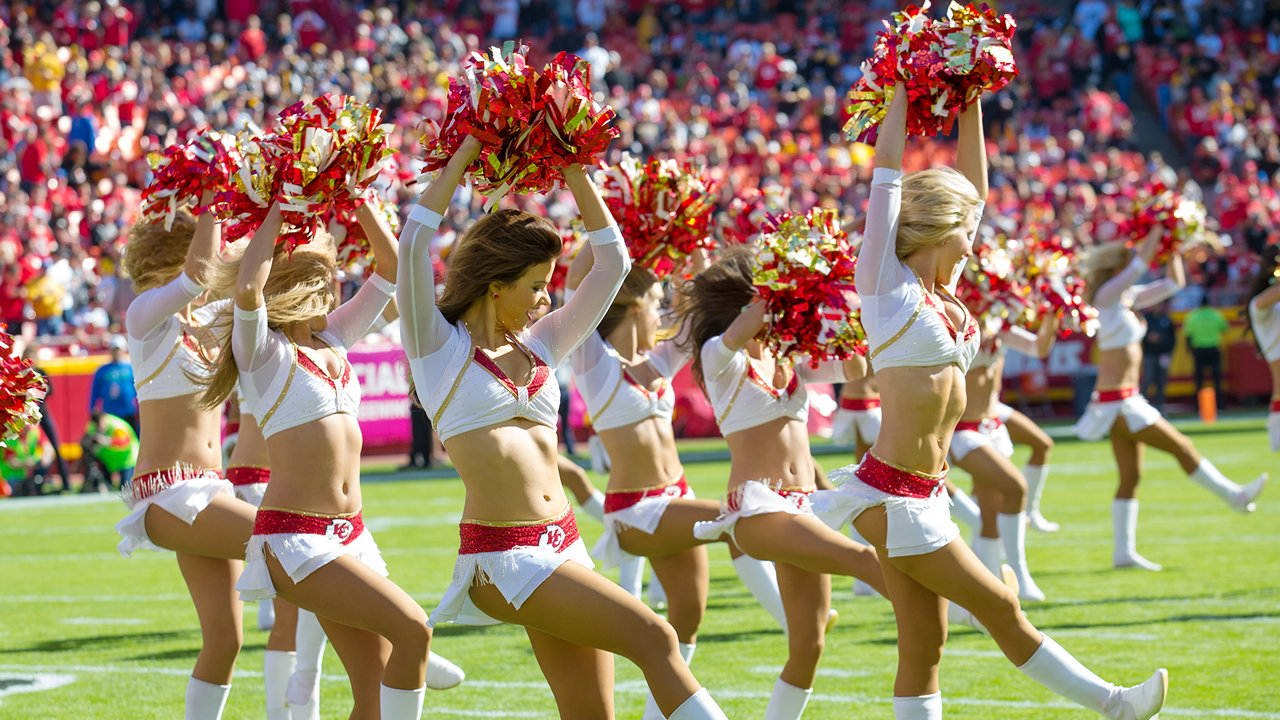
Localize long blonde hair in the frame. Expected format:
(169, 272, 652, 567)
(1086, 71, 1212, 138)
(123, 210, 197, 292)
(195, 232, 339, 409)
(1081, 242, 1134, 305)
(896, 168, 983, 260)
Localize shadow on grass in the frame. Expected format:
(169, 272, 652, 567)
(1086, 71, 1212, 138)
(1033, 588, 1272, 611)
(1034, 610, 1280, 633)
(127, 642, 268, 662)
(1, 630, 195, 654)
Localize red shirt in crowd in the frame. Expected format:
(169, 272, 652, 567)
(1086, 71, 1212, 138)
(239, 26, 268, 59)
(754, 55, 783, 90)
(102, 5, 133, 47)
(19, 139, 48, 184)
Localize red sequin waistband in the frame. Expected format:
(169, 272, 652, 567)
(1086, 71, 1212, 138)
(226, 466, 270, 486)
(605, 476, 690, 514)
(130, 467, 221, 504)
(854, 453, 946, 499)
(458, 509, 580, 555)
(1096, 387, 1138, 403)
(253, 508, 364, 545)
(1270, 399, 1280, 413)
(840, 396, 881, 411)
(955, 416, 1004, 433)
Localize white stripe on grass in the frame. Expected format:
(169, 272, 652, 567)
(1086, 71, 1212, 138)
(1, 662, 1274, 719)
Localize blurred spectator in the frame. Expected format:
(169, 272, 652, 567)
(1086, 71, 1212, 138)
(1141, 303, 1177, 411)
(0, 424, 53, 497)
(80, 410, 138, 493)
(24, 346, 69, 492)
(1184, 295, 1229, 399)
(90, 335, 138, 432)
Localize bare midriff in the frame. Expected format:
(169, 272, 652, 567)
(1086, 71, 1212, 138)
(598, 416, 683, 492)
(1096, 344, 1142, 391)
(841, 355, 879, 400)
(447, 420, 565, 524)
(260, 414, 364, 515)
(872, 363, 967, 476)
(228, 413, 270, 468)
(960, 354, 1003, 422)
(134, 395, 223, 476)
(725, 416, 815, 493)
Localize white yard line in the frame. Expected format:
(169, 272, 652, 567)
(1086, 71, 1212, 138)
(0, 662, 1274, 718)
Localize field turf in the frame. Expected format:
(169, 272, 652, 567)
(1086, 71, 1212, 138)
(0, 416, 1276, 718)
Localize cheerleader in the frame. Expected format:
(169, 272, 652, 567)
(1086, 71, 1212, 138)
(200, 199, 432, 719)
(1079, 229, 1266, 571)
(818, 85, 1167, 720)
(947, 320, 1056, 602)
(1247, 245, 1280, 450)
(567, 248, 794, 719)
(997, 397, 1059, 533)
(402, 136, 730, 719)
(677, 248, 889, 719)
(830, 355, 880, 461)
(116, 198, 257, 719)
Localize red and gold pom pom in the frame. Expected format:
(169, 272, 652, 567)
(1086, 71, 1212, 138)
(223, 94, 395, 251)
(1017, 229, 1098, 337)
(751, 208, 865, 365)
(601, 154, 718, 279)
(0, 333, 48, 445)
(141, 130, 238, 231)
(957, 233, 1035, 339)
(1113, 182, 1215, 264)
(844, 1, 1017, 141)
(418, 41, 618, 209)
(721, 186, 788, 246)
(325, 194, 401, 274)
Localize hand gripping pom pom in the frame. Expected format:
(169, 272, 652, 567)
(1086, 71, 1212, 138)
(141, 130, 239, 231)
(1112, 182, 1218, 265)
(0, 333, 49, 445)
(843, 2, 1017, 142)
(418, 41, 618, 210)
(601, 154, 718, 279)
(751, 209, 867, 366)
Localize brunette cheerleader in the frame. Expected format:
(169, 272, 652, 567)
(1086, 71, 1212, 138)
(1079, 229, 1266, 570)
(402, 136, 729, 719)
(816, 85, 1167, 720)
(567, 247, 793, 719)
(116, 197, 257, 719)
(947, 320, 1056, 601)
(201, 199, 433, 719)
(1247, 246, 1280, 451)
(677, 250, 889, 718)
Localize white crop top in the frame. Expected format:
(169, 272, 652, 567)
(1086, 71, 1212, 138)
(701, 336, 846, 436)
(124, 272, 228, 401)
(398, 205, 630, 444)
(232, 274, 394, 439)
(1249, 294, 1280, 362)
(858, 168, 982, 374)
(1092, 258, 1182, 351)
(571, 333, 690, 431)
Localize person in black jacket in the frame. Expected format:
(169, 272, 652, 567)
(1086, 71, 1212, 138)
(1140, 303, 1177, 411)
(24, 345, 70, 493)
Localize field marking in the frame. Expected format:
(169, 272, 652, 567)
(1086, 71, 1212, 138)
(749, 665, 874, 679)
(0, 494, 119, 511)
(6, 594, 188, 603)
(0, 663, 1274, 719)
(0, 672, 76, 702)
(59, 617, 151, 626)
(365, 514, 461, 531)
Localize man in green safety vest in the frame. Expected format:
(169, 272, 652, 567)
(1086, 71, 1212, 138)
(80, 412, 139, 493)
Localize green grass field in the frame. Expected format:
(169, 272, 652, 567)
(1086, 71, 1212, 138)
(1, 417, 1277, 719)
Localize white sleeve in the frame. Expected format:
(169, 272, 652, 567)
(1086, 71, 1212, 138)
(856, 168, 913, 297)
(325, 274, 395, 348)
(396, 205, 452, 360)
(702, 336, 744, 380)
(124, 272, 203, 340)
(999, 326, 1040, 356)
(1131, 278, 1183, 311)
(528, 223, 631, 366)
(1093, 258, 1146, 308)
(570, 327, 609, 379)
(648, 338, 692, 379)
(232, 304, 270, 373)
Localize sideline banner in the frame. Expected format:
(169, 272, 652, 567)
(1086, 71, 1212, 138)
(348, 342, 412, 450)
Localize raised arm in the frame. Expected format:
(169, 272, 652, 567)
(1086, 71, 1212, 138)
(720, 297, 767, 352)
(323, 200, 399, 347)
(857, 83, 909, 297)
(123, 196, 223, 339)
(1093, 227, 1163, 308)
(1133, 253, 1186, 310)
(1000, 314, 1058, 359)
(956, 100, 988, 201)
(565, 239, 594, 292)
(527, 166, 630, 363)
(230, 203, 284, 370)
(397, 137, 480, 358)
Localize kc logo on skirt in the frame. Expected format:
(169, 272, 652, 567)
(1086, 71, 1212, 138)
(538, 524, 567, 551)
(325, 518, 355, 543)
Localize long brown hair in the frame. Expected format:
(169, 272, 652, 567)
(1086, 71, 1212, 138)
(195, 235, 339, 409)
(123, 210, 197, 292)
(675, 245, 756, 388)
(437, 209, 562, 323)
(598, 266, 659, 339)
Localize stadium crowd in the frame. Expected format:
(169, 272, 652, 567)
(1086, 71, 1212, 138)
(0, 0, 1274, 351)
